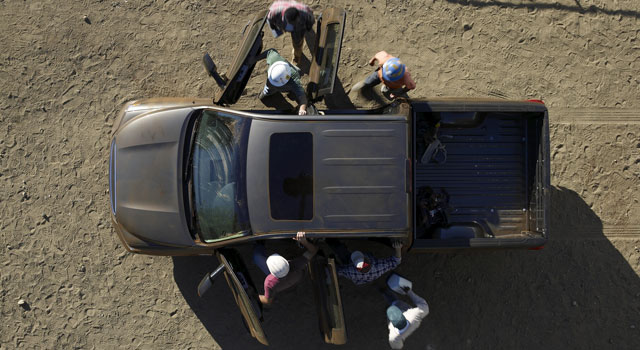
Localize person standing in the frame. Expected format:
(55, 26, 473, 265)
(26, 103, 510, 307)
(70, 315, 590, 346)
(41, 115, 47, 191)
(353, 51, 416, 100)
(252, 48, 308, 115)
(267, 0, 315, 64)
(382, 283, 430, 349)
(253, 232, 318, 305)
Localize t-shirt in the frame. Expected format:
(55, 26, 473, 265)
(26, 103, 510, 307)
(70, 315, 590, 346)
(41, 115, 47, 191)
(264, 49, 308, 105)
(267, 0, 314, 37)
(263, 255, 308, 300)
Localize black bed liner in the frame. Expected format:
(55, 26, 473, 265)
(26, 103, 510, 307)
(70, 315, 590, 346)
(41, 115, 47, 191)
(410, 100, 549, 249)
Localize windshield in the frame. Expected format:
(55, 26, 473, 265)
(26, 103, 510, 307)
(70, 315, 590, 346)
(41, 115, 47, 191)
(191, 110, 251, 242)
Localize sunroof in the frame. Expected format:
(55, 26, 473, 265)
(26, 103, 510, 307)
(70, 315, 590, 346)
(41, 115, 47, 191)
(269, 133, 313, 220)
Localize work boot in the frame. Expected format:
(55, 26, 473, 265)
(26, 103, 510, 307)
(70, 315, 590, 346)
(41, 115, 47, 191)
(292, 48, 303, 65)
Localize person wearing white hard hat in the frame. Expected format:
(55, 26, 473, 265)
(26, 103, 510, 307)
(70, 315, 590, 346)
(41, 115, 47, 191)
(252, 48, 308, 115)
(253, 231, 318, 305)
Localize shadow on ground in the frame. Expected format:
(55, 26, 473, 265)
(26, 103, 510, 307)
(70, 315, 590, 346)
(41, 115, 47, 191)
(445, 0, 640, 18)
(174, 186, 640, 349)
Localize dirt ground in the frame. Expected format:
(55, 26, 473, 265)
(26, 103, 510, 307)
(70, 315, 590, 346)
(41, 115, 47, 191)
(1, 0, 640, 349)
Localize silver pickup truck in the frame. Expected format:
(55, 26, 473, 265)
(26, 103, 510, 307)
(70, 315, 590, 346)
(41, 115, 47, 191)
(108, 8, 550, 346)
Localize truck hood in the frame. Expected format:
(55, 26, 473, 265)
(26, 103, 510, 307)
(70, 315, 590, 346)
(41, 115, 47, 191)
(112, 107, 194, 246)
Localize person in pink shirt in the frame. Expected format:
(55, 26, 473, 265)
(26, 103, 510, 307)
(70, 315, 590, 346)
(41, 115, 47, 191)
(252, 231, 318, 305)
(267, 1, 315, 64)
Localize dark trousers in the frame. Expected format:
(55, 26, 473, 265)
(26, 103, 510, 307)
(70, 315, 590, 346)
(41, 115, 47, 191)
(325, 238, 352, 265)
(363, 70, 382, 88)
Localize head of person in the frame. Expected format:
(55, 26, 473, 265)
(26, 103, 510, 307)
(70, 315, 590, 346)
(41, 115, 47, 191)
(284, 8, 299, 31)
(266, 254, 290, 278)
(267, 61, 292, 87)
(387, 305, 408, 331)
(350, 251, 371, 273)
(382, 57, 406, 82)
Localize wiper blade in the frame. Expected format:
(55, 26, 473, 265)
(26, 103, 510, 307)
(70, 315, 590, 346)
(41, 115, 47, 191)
(184, 114, 201, 233)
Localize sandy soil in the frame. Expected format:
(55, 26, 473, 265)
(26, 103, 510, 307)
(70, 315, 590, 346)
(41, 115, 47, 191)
(1, 0, 639, 349)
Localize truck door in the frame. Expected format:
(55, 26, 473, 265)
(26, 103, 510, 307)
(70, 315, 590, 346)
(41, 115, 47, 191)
(211, 10, 268, 106)
(215, 249, 269, 345)
(306, 7, 347, 102)
(308, 256, 347, 345)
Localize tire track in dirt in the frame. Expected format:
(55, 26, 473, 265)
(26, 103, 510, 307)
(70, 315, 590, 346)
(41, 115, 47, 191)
(550, 108, 640, 124)
(550, 108, 640, 241)
(552, 225, 640, 240)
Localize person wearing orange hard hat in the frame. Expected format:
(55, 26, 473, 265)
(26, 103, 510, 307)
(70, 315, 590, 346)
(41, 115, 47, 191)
(353, 51, 416, 100)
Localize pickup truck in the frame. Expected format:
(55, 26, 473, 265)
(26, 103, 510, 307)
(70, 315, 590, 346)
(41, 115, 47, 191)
(108, 8, 550, 346)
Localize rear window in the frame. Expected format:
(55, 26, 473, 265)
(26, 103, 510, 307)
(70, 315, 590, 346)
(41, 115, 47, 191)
(269, 133, 313, 220)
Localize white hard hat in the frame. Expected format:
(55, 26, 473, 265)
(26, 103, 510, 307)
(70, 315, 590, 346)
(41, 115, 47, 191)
(350, 251, 365, 267)
(266, 254, 290, 278)
(267, 61, 291, 87)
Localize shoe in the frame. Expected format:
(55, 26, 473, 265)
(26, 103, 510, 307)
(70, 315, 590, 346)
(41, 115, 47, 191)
(292, 48, 303, 65)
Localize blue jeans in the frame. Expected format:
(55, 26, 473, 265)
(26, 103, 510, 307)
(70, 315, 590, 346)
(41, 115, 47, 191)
(363, 70, 382, 88)
(325, 238, 352, 265)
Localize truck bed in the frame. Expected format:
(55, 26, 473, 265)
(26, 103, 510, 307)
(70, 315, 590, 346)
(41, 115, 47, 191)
(411, 101, 549, 249)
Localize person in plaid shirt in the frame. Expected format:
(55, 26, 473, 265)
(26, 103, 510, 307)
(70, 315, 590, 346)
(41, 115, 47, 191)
(333, 241, 403, 285)
(267, 0, 315, 64)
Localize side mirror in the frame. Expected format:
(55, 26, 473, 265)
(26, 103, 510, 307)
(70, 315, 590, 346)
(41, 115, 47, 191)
(197, 263, 225, 297)
(202, 53, 227, 89)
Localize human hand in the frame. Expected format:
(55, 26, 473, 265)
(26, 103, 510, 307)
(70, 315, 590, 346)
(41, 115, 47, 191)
(368, 57, 376, 66)
(393, 240, 403, 259)
(293, 231, 307, 242)
(298, 108, 307, 116)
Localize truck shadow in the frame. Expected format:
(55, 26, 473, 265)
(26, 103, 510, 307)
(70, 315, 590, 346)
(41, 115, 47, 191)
(392, 185, 640, 349)
(173, 186, 640, 349)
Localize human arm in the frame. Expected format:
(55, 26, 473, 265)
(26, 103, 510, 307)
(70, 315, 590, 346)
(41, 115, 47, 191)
(259, 294, 273, 305)
(369, 50, 390, 66)
(247, 49, 274, 65)
(392, 240, 403, 261)
(389, 71, 417, 98)
(388, 325, 404, 349)
(299, 7, 315, 31)
(407, 290, 429, 316)
(293, 231, 318, 259)
(288, 78, 309, 112)
(267, 5, 285, 37)
(298, 104, 307, 115)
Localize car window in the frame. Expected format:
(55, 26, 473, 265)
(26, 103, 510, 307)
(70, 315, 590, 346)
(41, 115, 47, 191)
(269, 133, 313, 220)
(192, 110, 251, 242)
